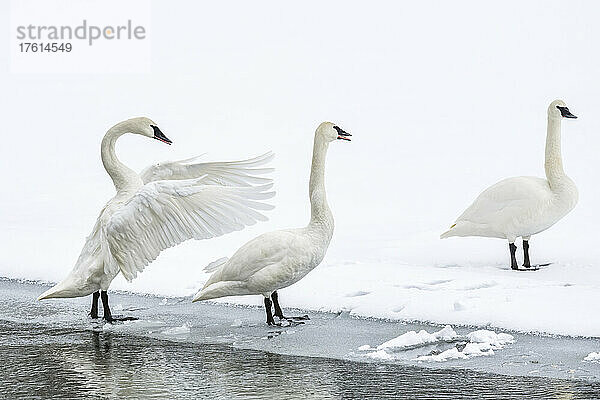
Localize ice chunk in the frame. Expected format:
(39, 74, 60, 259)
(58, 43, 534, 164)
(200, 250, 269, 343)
(462, 342, 494, 356)
(377, 325, 457, 350)
(416, 347, 466, 362)
(415, 342, 496, 362)
(231, 319, 243, 327)
(416, 329, 512, 362)
(467, 330, 514, 347)
(584, 352, 600, 362)
(361, 326, 514, 362)
(364, 349, 394, 361)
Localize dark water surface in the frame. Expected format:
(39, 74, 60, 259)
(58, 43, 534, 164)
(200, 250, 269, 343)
(2, 320, 600, 400)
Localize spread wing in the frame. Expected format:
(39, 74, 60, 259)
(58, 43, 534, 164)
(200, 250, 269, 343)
(140, 152, 274, 187)
(105, 177, 275, 281)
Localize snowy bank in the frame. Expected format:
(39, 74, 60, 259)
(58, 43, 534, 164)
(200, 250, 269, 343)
(187, 253, 600, 338)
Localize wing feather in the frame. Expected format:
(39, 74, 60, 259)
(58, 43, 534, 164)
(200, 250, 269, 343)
(106, 179, 275, 281)
(140, 152, 275, 186)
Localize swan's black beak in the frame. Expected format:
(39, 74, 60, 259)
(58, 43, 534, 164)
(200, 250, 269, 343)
(334, 125, 352, 141)
(151, 125, 172, 144)
(557, 106, 577, 119)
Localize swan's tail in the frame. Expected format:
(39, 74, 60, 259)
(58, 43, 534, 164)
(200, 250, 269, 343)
(441, 221, 491, 239)
(37, 276, 85, 300)
(192, 281, 247, 302)
(440, 224, 458, 239)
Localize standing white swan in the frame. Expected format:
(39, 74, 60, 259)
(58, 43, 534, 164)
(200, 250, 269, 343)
(192, 122, 351, 324)
(38, 117, 275, 321)
(441, 100, 578, 270)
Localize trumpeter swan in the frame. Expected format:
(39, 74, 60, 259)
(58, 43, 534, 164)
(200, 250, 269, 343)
(193, 122, 351, 325)
(441, 100, 578, 270)
(38, 117, 275, 321)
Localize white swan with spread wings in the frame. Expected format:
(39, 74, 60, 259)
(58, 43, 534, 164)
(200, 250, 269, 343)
(38, 117, 275, 321)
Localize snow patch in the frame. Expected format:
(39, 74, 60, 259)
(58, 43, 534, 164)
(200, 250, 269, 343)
(584, 352, 600, 362)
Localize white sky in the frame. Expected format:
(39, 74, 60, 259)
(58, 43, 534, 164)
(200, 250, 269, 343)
(1, 1, 599, 294)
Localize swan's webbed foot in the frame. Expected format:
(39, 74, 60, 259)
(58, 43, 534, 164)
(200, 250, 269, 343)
(104, 315, 139, 324)
(100, 290, 138, 324)
(271, 291, 310, 324)
(515, 240, 549, 270)
(509, 243, 518, 270)
(283, 314, 310, 321)
(276, 314, 310, 322)
(276, 317, 307, 327)
(514, 263, 551, 271)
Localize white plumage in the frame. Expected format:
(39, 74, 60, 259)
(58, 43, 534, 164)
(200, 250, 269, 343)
(38, 117, 274, 301)
(441, 100, 578, 268)
(193, 122, 351, 324)
(195, 228, 321, 300)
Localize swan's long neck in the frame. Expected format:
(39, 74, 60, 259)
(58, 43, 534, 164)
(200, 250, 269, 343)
(308, 135, 334, 237)
(101, 124, 141, 192)
(544, 116, 567, 187)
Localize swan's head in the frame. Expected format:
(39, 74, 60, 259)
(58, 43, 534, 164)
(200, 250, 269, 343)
(121, 117, 172, 145)
(548, 100, 577, 120)
(316, 121, 352, 143)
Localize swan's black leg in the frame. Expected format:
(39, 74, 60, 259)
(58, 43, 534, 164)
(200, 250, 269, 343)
(523, 240, 531, 268)
(100, 291, 113, 322)
(509, 243, 518, 270)
(89, 291, 100, 319)
(272, 291, 284, 319)
(100, 291, 138, 323)
(271, 291, 310, 322)
(264, 297, 276, 325)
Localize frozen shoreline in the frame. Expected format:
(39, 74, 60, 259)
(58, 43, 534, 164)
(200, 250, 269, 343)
(8, 256, 600, 339)
(90, 255, 600, 338)
(3, 278, 600, 383)
(4, 224, 600, 339)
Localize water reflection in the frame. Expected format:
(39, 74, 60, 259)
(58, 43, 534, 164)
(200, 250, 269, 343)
(1, 320, 598, 399)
